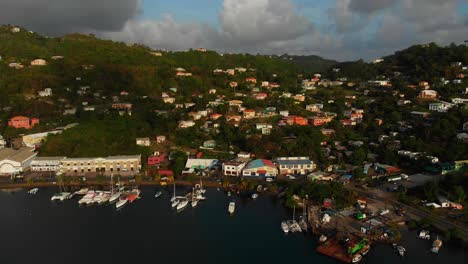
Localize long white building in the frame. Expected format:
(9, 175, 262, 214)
(0, 147, 37, 176)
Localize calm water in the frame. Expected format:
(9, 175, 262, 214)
(0, 187, 465, 264)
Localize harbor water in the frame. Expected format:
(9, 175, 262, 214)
(0, 187, 465, 264)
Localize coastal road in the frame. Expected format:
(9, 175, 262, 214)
(346, 185, 468, 241)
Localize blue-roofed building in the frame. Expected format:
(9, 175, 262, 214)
(275, 157, 316, 176)
(242, 159, 278, 177)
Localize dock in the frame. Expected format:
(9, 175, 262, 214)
(317, 236, 353, 263)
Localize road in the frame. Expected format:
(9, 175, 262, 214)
(347, 185, 468, 242)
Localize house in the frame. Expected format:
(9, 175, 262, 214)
(246, 77, 257, 84)
(185, 159, 217, 170)
(242, 159, 278, 177)
(136, 138, 151, 147)
(223, 160, 246, 176)
(410, 111, 430, 119)
(8, 116, 39, 129)
(452, 98, 468, 104)
(229, 82, 238, 88)
(10, 27, 20, 33)
(310, 116, 333, 126)
(59, 155, 141, 176)
(210, 114, 222, 120)
(30, 59, 47, 66)
(374, 163, 400, 175)
(237, 152, 251, 159)
(111, 103, 132, 110)
(419, 90, 438, 99)
(203, 140, 217, 149)
(163, 97, 176, 104)
(226, 115, 242, 122)
(225, 69, 235, 75)
(253, 93, 268, 100)
(8, 62, 23, 69)
(179, 120, 196, 128)
(156, 136, 166, 144)
(261, 81, 270, 87)
(279, 110, 289, 117)
(282, 116, 308, 126)
(341, 119, 356, 126)
(306, 104, 323, 112)
(429, 101, 454, 112)
(243, 109, 256, 119)
(321, 129, 335, 137)
(229, 100, 243, 107)
(208, 89, 217, 94)
(213, 69, 224, 74)
(292, 94, 305, 102)
(38, 88, 52, 97)
(0, 147, 37, 176)
(276, 157, 316, 176)
(31, 157, 65, 172)
(270, 83, 280, 89)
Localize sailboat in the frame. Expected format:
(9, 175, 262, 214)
(199, 178, 207, 194)
(109, 174, 121, 203)
(28, 188, 39, 195)
(288, 206, 302, 233)
(51, 179, 71, 201)
(116, 196, 128, 209)
(298, 199, 308, 232)
(191, 188, 199, 207)
(170, 183, 177, 203)
(177, 198, 189, 211)
(228, 201, 236, 215)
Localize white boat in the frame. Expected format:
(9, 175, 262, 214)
(228, 201, 235, 215)
(396, 245, 406, 257)
(75, 188, 89, 195)
(319, 234, 327, 243)
(227, 191, 231, 197)
(192, 199, 199, 207)
(170, 183, 177, 203)
(431, 237, 442, 254)
(199, 178, 207, 194)
(196, 193, 206, 200)
(251, 193, 258, 199)
(171, 199, 180, 208)
(352, 253, 362, 263)
(419, 230, 431, 240)
(154, 191, 162, 198)
(177, 199, 189, 211)
(51, 192, 71, 201)
(78, 191, 96, 205)
(257, 185, 263, 192)
(109, 192, 121, 203)
(116, 197, 128, 209)
(28, 188, 39, 195)
(281, 221, 289, 233)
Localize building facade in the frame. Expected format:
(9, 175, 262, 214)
(242, 159, 278, 177)
(31, 157, 65, 172)
(276, 157, 316, 176)
(8, 116, 39, 129)
(0, 147, 37, 176)
(59, 155, 141, 176)
(222, 160, 246, 177)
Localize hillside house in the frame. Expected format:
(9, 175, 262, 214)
(179, 120, 196, 128)
(253, 93, 268, 100)
(419, 90, 438, 99)
(163, 97, 176, 104)
(8, 116, 39, 129)
(243, 109, 256, 119)
(147, 153, 167, 168)
(429, 101, 454, 112)
(38, 88, 52, 97)
(229, 100, 243, 107)
(246, 77, 257, 84)
(310, 116, 333, 126)
(229, 82, 238, 88)
(136, 138, 151, 147)
(30, 59, 47, 66)
(306, 104, 323, 112)
(156, 136, 166, 144)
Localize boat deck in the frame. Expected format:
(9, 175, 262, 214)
(316, 237, 352, 263)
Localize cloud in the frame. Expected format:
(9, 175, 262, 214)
(348, 0, 397, 13)
(220, 0, 313, 43)
(0, 0, 141, 35)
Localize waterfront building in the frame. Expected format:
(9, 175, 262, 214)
(0, 147, 37, 176)
(31, 157, 65, 172)
(276, 157, 316, 176)
(136, 137, 151, 146)
(242, 159, 278, 177)
(59, 155, 141, 176)
(222, 159, 246, 177)
(184, 159, 218, 170)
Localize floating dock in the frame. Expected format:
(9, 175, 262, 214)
(317, 237, 353, 263)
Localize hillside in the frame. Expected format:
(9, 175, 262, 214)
(279, 54, 337, 73)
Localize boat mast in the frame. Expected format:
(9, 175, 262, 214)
(111, 173, 114, 194)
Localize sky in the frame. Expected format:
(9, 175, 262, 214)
(0, 0, 467, 61)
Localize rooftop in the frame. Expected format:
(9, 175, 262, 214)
(0, 147, 36, 163)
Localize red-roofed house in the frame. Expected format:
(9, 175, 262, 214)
(148, 154, 167, 168)
(246, 77, 257, 84)
(210, 114, 222, 120)
(8, 116, 39, 129)
(254, 93, 268, 100)
(310, 116, 333, 126)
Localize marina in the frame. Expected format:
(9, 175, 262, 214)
(0, 187, 466, 264)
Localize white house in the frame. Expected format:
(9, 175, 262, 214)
(38, 88, 52, 97)
(0, 136, 6, 149)
(222, 160, 246, 177)
(0, 147, 37, 176)
(179, 120, 196, 128)
(136, 138, 151, 147)
(428, 101, 454, 112)
(275, 157, 316, 176)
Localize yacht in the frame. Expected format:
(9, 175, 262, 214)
(75, 188, 89, 195)
(419, 230, 431, 240)
(192, 199, 199, 207)
(51, 192, 71, 201)
(109, 192, 121, 203)
(281, 221, 289, 234)
(251, 193, 259, 199)
(171, 199, 180, 208)
(28, 188, 39, 195)
(431, 237, 442, 254)
(228, 201, 235, 215)
(396, 245, 406, 257)
(79, 191, 96, 205)
(352, 253, 362, 263)
(177, 199, 189, 211)
(154, 191, 162, 198)
(116, 197, 128, 209)
(319, 234, 327, 243)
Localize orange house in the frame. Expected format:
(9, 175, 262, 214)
(8, 116, 39, 129)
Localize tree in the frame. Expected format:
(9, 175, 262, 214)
(351, 148, 366, 165)
(449, 185, 466, 203)
(353, 167, 366, 181)
(424, 182, 439, 202)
